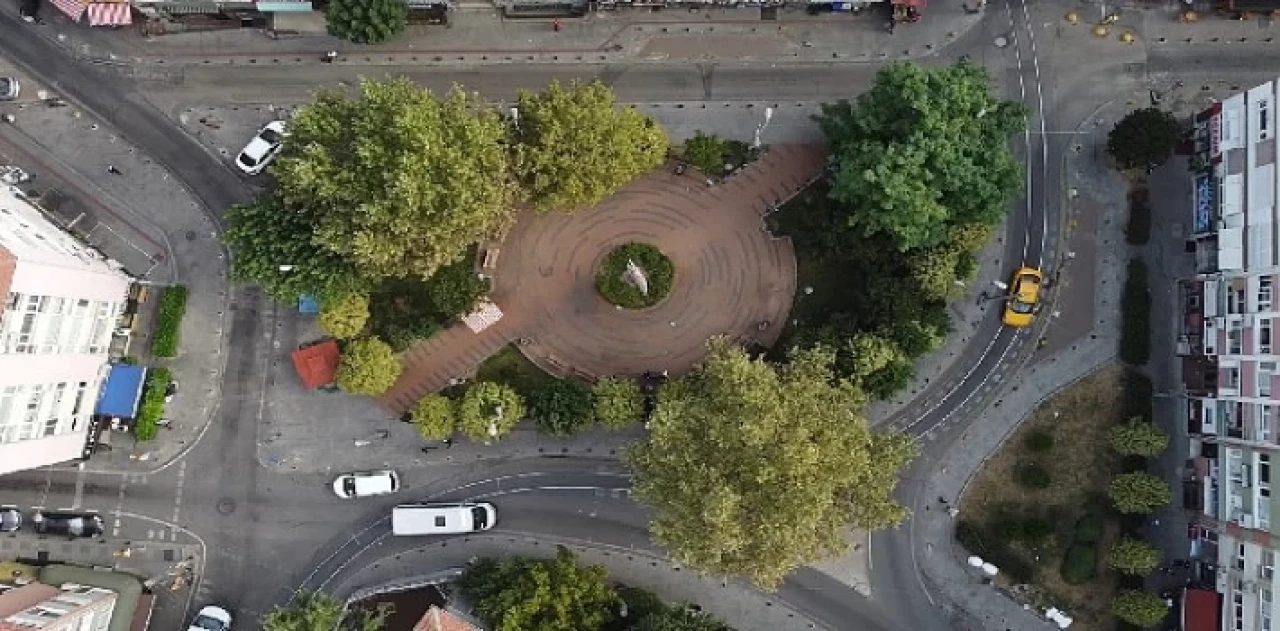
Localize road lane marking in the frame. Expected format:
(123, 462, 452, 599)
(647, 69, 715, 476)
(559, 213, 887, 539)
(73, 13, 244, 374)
(70, 465, 87, 510)
(112, 476, 129, 537)
(171, 460, 187, 526)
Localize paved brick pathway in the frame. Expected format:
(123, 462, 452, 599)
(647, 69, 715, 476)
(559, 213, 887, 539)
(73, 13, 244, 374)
(378, 144, 825, 414)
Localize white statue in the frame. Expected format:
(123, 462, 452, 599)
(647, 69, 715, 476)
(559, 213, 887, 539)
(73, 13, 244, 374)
(623, 259, 650, 296)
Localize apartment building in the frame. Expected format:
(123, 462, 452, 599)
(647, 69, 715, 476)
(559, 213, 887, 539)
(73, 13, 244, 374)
(1180, 79, 1280, 631)
(0, 581, 116, 631)
(0, 185, 132, 475)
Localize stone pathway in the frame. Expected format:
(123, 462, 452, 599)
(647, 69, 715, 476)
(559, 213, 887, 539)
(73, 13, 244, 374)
(378, 144, 824, 414)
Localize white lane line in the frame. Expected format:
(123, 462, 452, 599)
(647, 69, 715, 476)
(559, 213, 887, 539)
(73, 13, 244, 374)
(171, 460, 187, 527)
(900, 332, 1003, 433)
(70, 464, 87, 510)
(1020, 0, 1050, 268)
(112, 477, 129, 537)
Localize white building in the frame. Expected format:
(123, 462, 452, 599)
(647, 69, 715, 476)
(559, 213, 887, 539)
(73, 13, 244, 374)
(0, 185, 131, 475)
(0, 581, 117, 631)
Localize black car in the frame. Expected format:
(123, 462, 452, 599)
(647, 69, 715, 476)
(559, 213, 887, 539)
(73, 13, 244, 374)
(0, 506, 20, 533)
(32, 511, 104, 538)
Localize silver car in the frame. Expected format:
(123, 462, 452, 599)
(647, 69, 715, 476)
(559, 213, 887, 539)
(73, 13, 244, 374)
(0, 77, 19, 101)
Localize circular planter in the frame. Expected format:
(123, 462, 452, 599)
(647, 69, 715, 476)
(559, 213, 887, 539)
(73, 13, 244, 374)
(595, 242, 675, 310)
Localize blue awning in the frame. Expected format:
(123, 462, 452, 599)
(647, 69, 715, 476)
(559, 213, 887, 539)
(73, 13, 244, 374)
(95, 364, 148, 418)
(256, 0, 312, 10)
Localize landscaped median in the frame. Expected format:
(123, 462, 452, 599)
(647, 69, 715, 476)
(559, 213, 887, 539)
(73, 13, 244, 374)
(133, 366, 171, 442)
(150, 284, 188, 358)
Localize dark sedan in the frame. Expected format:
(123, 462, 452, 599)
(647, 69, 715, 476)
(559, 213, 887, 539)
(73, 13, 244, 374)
(32, 511, 104, 538)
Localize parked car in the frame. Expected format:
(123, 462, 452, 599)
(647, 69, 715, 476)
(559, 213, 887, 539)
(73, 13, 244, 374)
(332, 470, 400, 499)
(0, 77, 19, 101)
(235, 120, 287, 175)
(31, 511, 103, 538)
(187, 605, 232, 631)
(0, 506, 21, 533)
(1002, 267, 1044, 328)
(165, 380, 179, 403)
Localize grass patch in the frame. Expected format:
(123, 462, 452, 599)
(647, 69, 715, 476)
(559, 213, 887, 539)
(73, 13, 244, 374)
(1125, 186, 1151, 245)
(680, 132, 759, 179)
(134, 366, 171, 442)
(1120, 259, 1151, 366)
(595, 242, 674, 309)
(151, 285, 188, 358)
(474, 345, 556, 400)
(959, 363, 1134, 631)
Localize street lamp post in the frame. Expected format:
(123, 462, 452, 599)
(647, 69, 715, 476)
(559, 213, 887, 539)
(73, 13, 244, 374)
(753, 107, 774, 149)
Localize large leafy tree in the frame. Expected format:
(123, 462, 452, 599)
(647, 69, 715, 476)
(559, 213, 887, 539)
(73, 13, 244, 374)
(592, 377, 644, 429)
(529, 379, 594, 436)
(1112, 589, 1170, 628)
(457, 547, 619, 631)
(1107, 107, 1181, 170)
(325, 0, 407, 44)
(318, 292, 370, 340)
(1107, 537, 1162, 576)
(336, 337, 402, 395)
(263, 591, 383, 631)
(457, 382, 526, 442)
(273, 78, 513, 280)
(1108, 472, 1172, 514)
(222, 198, 357, 302)
(630, 607, 727, 631)
(627, 339, 917, 588)
(513, 80, 669, 211)
(413, 393, 456, 440)
(816, 61, 1027, 251)
(1110, 417, 1169, 457)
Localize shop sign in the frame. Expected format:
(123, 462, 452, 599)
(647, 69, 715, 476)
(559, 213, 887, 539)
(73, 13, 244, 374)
(1194, 174, 1214, 234)
(1210, 113, 1222, 160)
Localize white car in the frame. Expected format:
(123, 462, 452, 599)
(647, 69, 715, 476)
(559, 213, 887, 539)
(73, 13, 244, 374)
(332, 470, 401, 499)
(188, 605, 231, 631)
(235, 120, 287, 175)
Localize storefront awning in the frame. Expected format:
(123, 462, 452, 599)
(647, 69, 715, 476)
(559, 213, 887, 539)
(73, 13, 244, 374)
(255, 0, 312, 10)
(87, 2, 132, 25)
(48, 0, 88, 21)
(94, 364, 147, 418)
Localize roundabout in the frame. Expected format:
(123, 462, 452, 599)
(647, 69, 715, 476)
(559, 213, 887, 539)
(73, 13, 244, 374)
(488, 144, 826, 379)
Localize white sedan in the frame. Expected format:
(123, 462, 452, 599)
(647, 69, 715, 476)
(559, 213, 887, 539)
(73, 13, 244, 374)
(235, 120, 287, 175)
(332, 470, 401, 499)
(188, 605, 231, 631)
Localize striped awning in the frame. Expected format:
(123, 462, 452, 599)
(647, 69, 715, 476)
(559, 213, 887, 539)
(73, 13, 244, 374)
(86, 1, 132, 24)
(48, 0, 89, 21)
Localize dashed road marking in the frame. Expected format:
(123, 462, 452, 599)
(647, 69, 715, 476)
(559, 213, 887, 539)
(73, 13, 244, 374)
(171, 460, 188, 526)
(112, 476, 130, 537)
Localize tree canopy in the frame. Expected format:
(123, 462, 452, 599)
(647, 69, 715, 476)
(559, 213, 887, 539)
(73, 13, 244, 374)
(318, 292, 370, 340)
(529, 379, 594, 436)
(262, 591, 383, 631)
(412, 393, 456, 440)
(1107, 108, 1181, 171)
(1112, 589, 1170, 628)
(593, 377, 644, 429)
(627, 339, 916, 588)
(336, 337, 402, 395)
(325, 0, 407, 44)
(457, 547, 619, 631)
(1107, 537, 1162, 576)
(1108, 472, 1172, 514)
(222, 198, 357, 302)
(513, 80, 669, 211)
(457, 382, 526, 441)
(816, 61, 1027, 251)
(272, 78, 513, 280)
(1109, 417, 1169, 457)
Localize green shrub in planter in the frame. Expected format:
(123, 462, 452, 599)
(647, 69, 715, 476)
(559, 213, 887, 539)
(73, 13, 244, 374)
(595, 243, 674, 309)
(134, 366, 172, 442)
(529, 379, 594, 437)
(1061, 544, 1097, 584)
(151, 285, 188, 358)
(1016, 462, 1052, 489)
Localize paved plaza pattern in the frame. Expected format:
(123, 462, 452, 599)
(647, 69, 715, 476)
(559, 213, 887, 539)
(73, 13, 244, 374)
(378, 144, 824, 414)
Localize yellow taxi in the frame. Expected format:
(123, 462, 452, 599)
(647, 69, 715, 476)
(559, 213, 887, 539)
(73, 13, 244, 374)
(1002, 267, 1044, 328)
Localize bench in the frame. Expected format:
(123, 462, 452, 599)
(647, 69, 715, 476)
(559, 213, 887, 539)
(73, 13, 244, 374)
(482, 248, 501, 269)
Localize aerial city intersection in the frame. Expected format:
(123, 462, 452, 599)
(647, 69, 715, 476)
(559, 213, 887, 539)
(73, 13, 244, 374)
(0, 0, 1271, 629)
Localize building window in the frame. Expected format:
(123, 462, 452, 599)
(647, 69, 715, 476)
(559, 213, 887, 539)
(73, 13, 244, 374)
(1228, 367, 1242, 390)
(1263, 454, 1273, 485)
(1240, 543, 1249, 571)
(1230, 322, 1245, 354)
(1264, 320, 1275, 354)
(1263, 100, 1271, 134)
(1264, 407, 1277, 443)
(1265, 550, 1276, 579)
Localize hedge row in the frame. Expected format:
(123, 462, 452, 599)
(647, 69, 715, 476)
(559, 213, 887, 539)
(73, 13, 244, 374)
(151, 285, 189, 358)
(134, 366, 171, 442)
(1120, 259, 1150, 366)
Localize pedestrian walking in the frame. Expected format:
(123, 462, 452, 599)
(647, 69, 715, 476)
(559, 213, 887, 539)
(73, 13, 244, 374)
(323, 50, 337, 64)
(443, 438, 453, 449)
(106, 165, 122, 175)
(553, 18, 562, 32)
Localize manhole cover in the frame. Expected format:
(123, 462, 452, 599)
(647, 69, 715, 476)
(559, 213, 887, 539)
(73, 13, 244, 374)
(216, 499, 236, 515)
(185, 231, 197, 241)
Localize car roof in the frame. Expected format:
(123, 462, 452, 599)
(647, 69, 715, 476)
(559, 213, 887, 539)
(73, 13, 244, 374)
(197, 606, 232, 622)
(346, 471, 396, 493)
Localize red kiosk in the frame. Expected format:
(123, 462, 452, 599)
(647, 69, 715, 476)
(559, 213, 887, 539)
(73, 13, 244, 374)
(892, 0, 925, 22)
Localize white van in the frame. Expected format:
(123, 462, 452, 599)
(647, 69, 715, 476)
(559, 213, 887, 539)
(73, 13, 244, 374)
(391, 502, 497, 536)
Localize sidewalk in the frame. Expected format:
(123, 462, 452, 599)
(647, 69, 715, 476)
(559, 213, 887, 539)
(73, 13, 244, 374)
(328, 533, 828, 631)
(3, 1, 983, 66)
(0, 89, 230, 474)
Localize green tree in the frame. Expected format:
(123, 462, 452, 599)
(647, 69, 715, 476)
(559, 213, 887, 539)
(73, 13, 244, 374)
(222, 198, 357, 302)
(529, 379, 594, 436)
(336, 337, 402, 395)
(1110, 417, 1170, 457)
(816, 61, 1027, 251)
(909, 244, 965, 301)
(513, 80, 669, 211)
(631, 607, 727, 631)
(324, 0, 407, 44)
(457, 547, 619, 631)
(1108, 472, 1172, 514)
(425, 259, 490, 318)
(1107, 537, 1163, 576)
(844, 333, 915, 400)
(412, 393, 456, 440)
(1107, 108, 1181, 170)
(263, 591, 384, 631)
(627, 339, 917, 589)
(273, 78, 513, 280)
(1112, 589, 1170, 628)
(457, 382, 526, 442)
(318, 292, 370, 340)
(683, 131, 729, 176)
(592, 377, 644, 429)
